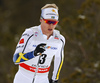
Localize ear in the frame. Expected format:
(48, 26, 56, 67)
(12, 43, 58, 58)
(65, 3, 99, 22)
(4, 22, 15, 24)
(40, 19, 42, 22)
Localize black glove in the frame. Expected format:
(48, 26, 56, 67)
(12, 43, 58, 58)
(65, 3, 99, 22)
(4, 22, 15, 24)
(49, 79, 58, 83)
(34, 43, 46, 56)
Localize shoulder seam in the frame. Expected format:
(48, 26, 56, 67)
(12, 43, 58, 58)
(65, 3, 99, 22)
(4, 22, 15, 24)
(22, 34, 34, 53)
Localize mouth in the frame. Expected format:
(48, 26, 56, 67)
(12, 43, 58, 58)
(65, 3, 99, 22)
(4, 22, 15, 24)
(48, 29, 52, 31)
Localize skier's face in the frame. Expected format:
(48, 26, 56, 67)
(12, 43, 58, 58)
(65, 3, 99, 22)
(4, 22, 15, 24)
(40, 18, 58, 36)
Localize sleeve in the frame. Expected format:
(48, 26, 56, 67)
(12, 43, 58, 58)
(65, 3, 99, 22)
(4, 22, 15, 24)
(52, 35, 65, 81)
(13, 28, 34, 64)
(13, 51, 35, 64)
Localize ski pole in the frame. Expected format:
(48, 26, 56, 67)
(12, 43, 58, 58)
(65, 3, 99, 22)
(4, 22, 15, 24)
(32, 53, 41, 83)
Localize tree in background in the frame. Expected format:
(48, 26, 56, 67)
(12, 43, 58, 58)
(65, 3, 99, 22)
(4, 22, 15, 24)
(61, 0, 100, 83)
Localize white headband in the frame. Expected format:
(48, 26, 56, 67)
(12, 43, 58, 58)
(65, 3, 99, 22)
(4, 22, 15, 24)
(41, 8, 59, 20)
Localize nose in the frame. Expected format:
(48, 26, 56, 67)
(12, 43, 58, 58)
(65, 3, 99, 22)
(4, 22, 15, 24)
(49, 23, 53, 26)
(49, 24, 54, 28)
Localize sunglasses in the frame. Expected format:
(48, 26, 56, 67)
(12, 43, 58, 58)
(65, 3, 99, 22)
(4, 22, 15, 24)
(43, 19, 58, 25)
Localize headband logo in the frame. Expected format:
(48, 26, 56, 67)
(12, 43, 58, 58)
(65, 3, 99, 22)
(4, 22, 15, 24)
(52, 9, 56, 13)
(52, 9, 58, 16)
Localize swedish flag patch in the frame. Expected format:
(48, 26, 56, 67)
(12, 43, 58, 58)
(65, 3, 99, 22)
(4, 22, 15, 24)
(51, 16, 55, 19)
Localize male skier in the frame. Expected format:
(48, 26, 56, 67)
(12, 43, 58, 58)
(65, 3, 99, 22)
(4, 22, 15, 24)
(13, 3, 65, 83)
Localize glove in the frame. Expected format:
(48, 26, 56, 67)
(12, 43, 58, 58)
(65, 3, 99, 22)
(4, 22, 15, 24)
(34, 43, 46, 56)
(49, 79, 58, 83)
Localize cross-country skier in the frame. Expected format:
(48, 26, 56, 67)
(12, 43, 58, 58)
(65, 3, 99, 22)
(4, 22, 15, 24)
(13, 3, 65, 83)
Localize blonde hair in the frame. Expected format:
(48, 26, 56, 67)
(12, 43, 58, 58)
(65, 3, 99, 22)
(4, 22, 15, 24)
(41, 4, 59, 10)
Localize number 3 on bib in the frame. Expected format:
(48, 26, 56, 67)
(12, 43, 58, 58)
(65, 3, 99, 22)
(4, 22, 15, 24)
(39, 54, 47, 64)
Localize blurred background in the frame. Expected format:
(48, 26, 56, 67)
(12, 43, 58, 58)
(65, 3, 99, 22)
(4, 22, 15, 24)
(0, 0, 100, 83)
